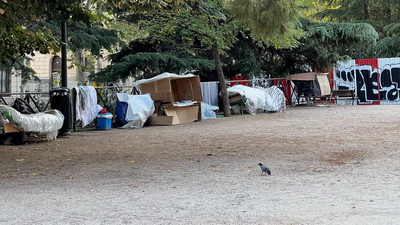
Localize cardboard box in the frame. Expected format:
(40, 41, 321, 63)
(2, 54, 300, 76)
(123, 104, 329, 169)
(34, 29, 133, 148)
(229, 92, 243, 103)
(145, 113, 174, 126)
(164, 105, 200, 125)
(140, 75, 203, 125)
(140, 76, 203, 105)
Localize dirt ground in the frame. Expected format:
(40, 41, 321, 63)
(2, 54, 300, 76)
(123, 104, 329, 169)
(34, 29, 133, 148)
(1, 105, 400, 224)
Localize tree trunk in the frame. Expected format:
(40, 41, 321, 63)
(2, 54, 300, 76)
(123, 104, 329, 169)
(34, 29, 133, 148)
(387, 8, 391, 22)
(212, 40, 231, 117)
(76, 49, 87, 86)
(363, 3, 369, 20)
(76, 0, 92, 86)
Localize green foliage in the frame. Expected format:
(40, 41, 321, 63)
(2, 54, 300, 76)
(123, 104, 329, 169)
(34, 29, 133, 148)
(0, 23, 59, 64)
(30, 21, 123, 56)
(369, 23, 400, 58)
(0, 57, 39, 86)
(300, 20, 378, 70)
(90, 52, 215, 82)
(0, 0, 94, 62)
(228, 0, 301, 41)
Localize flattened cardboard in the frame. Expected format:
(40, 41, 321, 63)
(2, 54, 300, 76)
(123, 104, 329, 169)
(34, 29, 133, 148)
(4, 123, 21, 133)
(164, 105, 199, 125)
(145, 113, 174, 126)
(229, 92, 243, 103)
(316, 74, 331, 96)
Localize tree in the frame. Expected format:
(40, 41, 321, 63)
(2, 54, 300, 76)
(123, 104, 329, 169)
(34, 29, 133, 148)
(31, 20, 123, 85)
(89, 11, 218, 82)
(0, 57, 39, 92)
(0, 0, 93, 63)
(92, 0, 303, 116)
(316, 0, 400, 58)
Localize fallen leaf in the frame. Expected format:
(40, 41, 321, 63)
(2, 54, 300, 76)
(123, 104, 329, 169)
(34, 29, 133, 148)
(30, 173, 38, 176)
(248, 166, 255, 169)
(0, 9, 4, 15)
(66, 176, 73, 179)
(66, 159, 71, 161)
(53, 155, 60, 157)
(213, 168, 221, 171)
(289, 141, 295, 144)
(128, 160, 135, 163)
(16, 159, 25, 162)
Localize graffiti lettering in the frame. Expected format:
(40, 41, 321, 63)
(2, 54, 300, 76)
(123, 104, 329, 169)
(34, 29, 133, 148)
(335, 60, 400, 104)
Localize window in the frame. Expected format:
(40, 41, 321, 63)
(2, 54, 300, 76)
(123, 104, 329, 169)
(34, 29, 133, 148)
(0, 68, 9, 93)
(51, 56, 61, 73)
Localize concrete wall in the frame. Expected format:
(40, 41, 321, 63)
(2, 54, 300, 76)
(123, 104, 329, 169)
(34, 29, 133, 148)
(29, 50, 111, 79)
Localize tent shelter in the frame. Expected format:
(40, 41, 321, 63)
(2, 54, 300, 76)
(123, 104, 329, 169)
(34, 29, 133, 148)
(286, 72, 331, 105)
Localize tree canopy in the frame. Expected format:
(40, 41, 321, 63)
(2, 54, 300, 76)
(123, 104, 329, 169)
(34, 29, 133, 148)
(3, 0, 400, 84)
(0, 0, 94, 63)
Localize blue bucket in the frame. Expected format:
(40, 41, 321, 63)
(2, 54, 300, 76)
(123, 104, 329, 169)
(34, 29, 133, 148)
(97, 113, 112, 130)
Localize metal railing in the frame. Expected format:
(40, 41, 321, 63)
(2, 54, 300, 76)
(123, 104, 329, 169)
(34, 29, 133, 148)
(0, 92, 51, 112)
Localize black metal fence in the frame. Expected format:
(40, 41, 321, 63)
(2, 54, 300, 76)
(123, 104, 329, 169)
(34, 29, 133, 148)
(0, 92, 51, 112)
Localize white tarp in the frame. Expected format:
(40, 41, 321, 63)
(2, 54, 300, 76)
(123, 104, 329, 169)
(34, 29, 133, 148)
(264, 86, 286, 112)
(74, 86, 103, 128)
(117, 93, 155, 128)
(201, 102, 218, 119)
(135, 72, 196, 85)
(0, 106, 64, 140)
(201, 82, 219, 107)
(227, 85, 286, 115)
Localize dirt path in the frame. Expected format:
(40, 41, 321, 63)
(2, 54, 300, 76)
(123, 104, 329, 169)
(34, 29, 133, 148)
(1, 105, 400, 224)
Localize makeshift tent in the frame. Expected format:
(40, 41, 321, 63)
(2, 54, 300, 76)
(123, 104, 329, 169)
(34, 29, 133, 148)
(227, 85, 286, 115)
(137, 72, 203, 125)
(286, 72, 331, 104)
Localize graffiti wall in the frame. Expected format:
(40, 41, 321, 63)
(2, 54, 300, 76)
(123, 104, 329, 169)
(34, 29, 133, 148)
(333, 58, 400, 105)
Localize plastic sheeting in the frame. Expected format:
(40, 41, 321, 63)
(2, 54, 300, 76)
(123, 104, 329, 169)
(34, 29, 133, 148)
(201, 82, 219, 107)
(117, 93, 155, 128)
(264, 86, 286, 112)
(201, 102, 218, 119)
(0, 105, 64, 140)
(74, 86, 103, 128)
(227, 85, 285, 115)
(136, 72, 196, 85)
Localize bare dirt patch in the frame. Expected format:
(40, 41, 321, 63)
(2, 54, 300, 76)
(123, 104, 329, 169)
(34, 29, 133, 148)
(1, 105, 400, 224)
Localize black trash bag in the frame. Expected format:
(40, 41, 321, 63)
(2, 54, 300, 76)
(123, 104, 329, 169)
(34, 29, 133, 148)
(0, 132, 24, 145)
(12, 98, 36, 114)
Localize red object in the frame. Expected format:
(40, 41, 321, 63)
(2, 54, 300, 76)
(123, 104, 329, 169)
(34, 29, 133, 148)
(99, 108, 108, 114)
(355, 59, 380, 105)
(228, 75, 248, 87)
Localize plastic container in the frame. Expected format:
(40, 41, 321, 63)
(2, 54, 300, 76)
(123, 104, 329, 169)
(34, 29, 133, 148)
(97, 113, 112, 130)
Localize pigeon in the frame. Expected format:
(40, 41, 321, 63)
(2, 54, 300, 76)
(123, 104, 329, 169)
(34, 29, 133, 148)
(258, 163, 271, 175)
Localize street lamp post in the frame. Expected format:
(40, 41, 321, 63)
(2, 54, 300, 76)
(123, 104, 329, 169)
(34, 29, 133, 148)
(61, 21, 68, 88)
